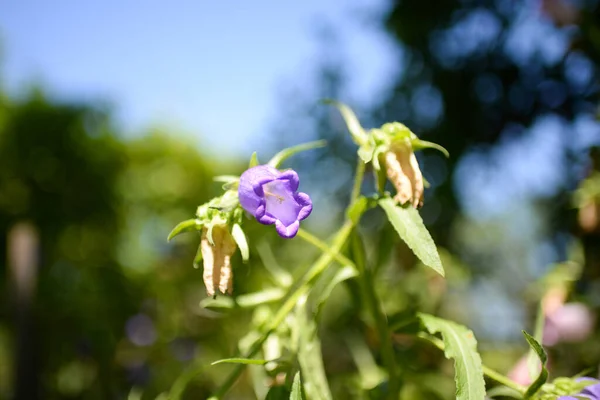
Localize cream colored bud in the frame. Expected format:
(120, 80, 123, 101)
(384, 142, 424, 208)
(201, 224, 237, 297)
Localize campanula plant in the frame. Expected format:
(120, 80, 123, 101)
(166, 102, 598, 400)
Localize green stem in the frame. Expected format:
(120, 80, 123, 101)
(417, 333, 526, 395)
(296, 229, 356, 268)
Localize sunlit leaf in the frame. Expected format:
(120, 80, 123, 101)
(419, 313, 486, 400)
(167, 219, 201, 241)
(323, 99, 368, 145)
(249, 151, 259, 167)
(211, 358, 268, 366)
(379, 198, 444, 276)
(231, 223, 249, 262)
(290, 372, 303, 400)
(411, 138, 450, 158)
(267, 140, 327, 168)
(213, 175, 240, 183)
(522, 331, 548, 399)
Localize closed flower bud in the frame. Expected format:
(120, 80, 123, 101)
(384, 142, 424, 208)
(201, 224, 237, 297)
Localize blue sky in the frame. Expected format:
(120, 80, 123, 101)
(0, 1, 396, 156)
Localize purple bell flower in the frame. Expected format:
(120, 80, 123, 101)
(238, 165, 312, 238)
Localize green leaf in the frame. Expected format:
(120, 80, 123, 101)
(418, 313, 486, 400)
(294, 296, 333, 400)
(323, 99, 367, 145)
(193, 241, 203, 268)
(249, 151, 259, 167)
(200, 288, 285, 309)
(522, 331, 548, 399)
(527, 303, 545, 382)
(378, 198, 444, 276)
(486, 386, 524, 399)
(256, 241, 293, 287)
(267, 140, 327, 168)
(290, 372, 303, 400)
(213, 175, 240, 183)
(231, 223, 249, 262)
(347, 196, 368, 224)
(357, 143, 374, 163)
(211, 358, 268, 366)
(411, 138, 450, 158)
(167, 219, 201, 241)
(237, 288, 286, 308)
(313, 265, 358, 317)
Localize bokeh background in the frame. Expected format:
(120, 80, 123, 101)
(1, 0, 600, 399)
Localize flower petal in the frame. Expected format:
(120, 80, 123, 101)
(275, 220, 300, 238)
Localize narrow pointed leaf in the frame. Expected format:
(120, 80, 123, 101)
(419, 313, 486, 400)
(249, 151, 259, 167)
(168, 219, 201, 241)
(290, 372, 303, 400)
(294, 296, 333, 400)
(324, 99, 367, 145)
(232, 223, 249, 261)
(313, 265, 358, 317)
(267, 140, 327, 168)
(200, 288, 285, 309)
(211, 358, 268, 366)
(522, 331, 548, 399)
(379, 198, 444, 276)
(411, 139, 450, 158)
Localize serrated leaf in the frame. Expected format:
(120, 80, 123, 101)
(167, 219, 201, 241)
(267, 140, 327, 168)
(249, 151, 259, 167)
(522, 331, 548, 399)
(411, 139, 450, 158)
(324, 99, 367, 145)
(211, 358, 268, 366)
(294, 296, 333, 400)
(379, 198, 444, 276)
(232, 223, 249, 262)
(290, 372, 303, 400)
(418, 313, 486, 400)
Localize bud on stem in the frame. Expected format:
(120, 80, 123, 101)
(201, 225, 236, 297)
(384, 142, 424, 208)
